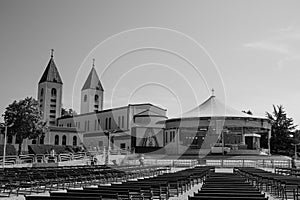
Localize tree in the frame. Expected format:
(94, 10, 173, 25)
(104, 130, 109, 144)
(266, 105, 297, 155)
(61, 108, 77, 117)
(294, 130, 300, 144)
(2, 97, 46, 155)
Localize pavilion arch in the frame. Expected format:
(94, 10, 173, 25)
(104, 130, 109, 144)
(62, 135, 67, 145)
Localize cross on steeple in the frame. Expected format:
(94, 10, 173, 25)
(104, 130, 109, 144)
(51, 49, 54, 58)
(211, 88, 215, 96)
(92, 58, 95, 67)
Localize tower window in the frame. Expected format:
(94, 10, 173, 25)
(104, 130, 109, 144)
(84, 95, 87, 102)
(95, 95, 99, 102)
(54, 135, 59, 145)
(51, 88, 57, 97)
(62, 135, 67, 145)
(41, 88, 44, 96)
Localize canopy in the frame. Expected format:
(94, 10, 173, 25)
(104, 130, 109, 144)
(181, 95, 267, 119)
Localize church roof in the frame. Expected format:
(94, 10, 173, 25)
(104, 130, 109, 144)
(181, 95, 267, 119)
(81, 67, 104, 91)
(39, 57, 63, 84)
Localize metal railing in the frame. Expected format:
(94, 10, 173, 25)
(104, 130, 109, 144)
(205, 159, 292, 168)
(0, 152, 89, 166)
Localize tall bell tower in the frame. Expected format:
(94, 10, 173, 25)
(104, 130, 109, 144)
(38, 49, 63, 125)
(80, 59, 104, 114)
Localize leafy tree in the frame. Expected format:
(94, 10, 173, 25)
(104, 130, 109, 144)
(2, 97, 46, 155)
(266, 105, 297, 155)
(61, 108, 77, 117)
(294, 130, 300, 142)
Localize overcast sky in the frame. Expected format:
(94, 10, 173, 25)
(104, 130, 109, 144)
(0, 0, 300, 126)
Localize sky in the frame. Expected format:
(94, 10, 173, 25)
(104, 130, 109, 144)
(0, 0, 300, 126)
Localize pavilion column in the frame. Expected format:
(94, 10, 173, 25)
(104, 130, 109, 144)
(176, 128, 179, 155)
(241, 127, 245, 145)
(268, 128, 271, 156)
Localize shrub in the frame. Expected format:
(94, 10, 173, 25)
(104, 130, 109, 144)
(0, 145, 17, 156)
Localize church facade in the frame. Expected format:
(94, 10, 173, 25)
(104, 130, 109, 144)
(2, 51, 167, 153)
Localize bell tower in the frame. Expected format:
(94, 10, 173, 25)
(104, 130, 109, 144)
(38, 49, 63, 125)
(80, 59, 104, 114)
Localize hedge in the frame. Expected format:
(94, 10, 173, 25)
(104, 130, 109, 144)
(0, 145, 17, 156)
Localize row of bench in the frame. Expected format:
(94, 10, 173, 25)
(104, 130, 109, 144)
(236, 167, 300, 200)
(25, 166, 213, 200)
(275, 167, 300, 177)
(189, 172, 268, 200)
(0, 165, 168, 197)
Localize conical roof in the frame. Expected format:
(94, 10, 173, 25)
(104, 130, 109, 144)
(181, 95, 266, 119)
(81, 67, 104, 91)
(39, 57, 63, 84)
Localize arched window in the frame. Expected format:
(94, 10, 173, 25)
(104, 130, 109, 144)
(62, 135, 67, 145)
(73, 136, 77, 146)
(40, 88, 44, 96)
(84, 95, 87, 102)
(51, 88, 57, 97)
(54, 135, 59, 145)
(94, 95, 99, 102)
(32, 139, 37, 144)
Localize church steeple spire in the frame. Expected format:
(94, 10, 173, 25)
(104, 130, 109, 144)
(80, 59, 104, 113)
(81, 61, 103, 91)
(39, 49, 63, 84)
(51, 49, 54, 58)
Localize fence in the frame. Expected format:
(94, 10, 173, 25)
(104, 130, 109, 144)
(125, 159, 198, 167)
(205, 159, 292, 168)
(0, 152, 89, 166)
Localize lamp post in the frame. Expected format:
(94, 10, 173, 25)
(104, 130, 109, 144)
(292, 143, 300, 160)
(2, 121, 13, 168)
(222, 129, 229, 156)
(104, 130, 110, 165)
(104, 129, 117, 165)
